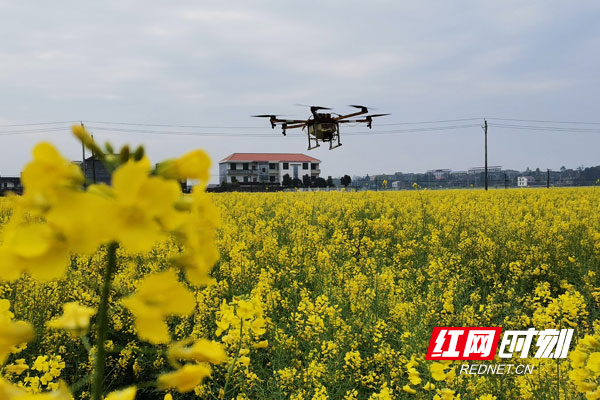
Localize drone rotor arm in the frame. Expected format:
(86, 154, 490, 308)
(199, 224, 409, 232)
(338, 119, 367, 123)
(272, 119, 307, 124)
(334, 106, 370, 121)
(281, 123, 306, 129)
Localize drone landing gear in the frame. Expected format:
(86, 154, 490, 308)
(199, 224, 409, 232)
(307, 126, 343, 150)
(307, 134, 320, 150)
(329, 127, 342, 150)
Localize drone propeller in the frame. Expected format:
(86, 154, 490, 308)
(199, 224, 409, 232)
(252, 114, 281, 129)
(361, 114, 390, 129)
(294, 104, 332, 112)
(349, 104, 379, 111)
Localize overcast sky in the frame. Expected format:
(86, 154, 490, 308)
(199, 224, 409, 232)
(1, 1, 599, 181)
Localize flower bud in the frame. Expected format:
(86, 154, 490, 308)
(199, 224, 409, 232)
(133, 146, 145, 161)
(72, 125, 105, 160)
(119, 145, 131, 164)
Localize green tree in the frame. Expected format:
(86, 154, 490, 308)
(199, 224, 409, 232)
(314, 177, 327, 188)
(341, 175, 352, 188)
(326, 176, 335, 188)
(282, 173, 292, 187)
(302, 174, 312, 188)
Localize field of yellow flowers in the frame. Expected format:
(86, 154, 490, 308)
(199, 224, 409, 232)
(1, 146, 600, 399)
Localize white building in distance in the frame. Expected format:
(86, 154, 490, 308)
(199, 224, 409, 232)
(518, 176, 535, 187)
(219, 153, 321, 184)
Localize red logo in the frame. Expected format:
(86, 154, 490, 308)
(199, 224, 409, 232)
(426, 327, 502, 360)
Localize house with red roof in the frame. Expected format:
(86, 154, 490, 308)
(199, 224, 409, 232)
(219, 153, 321, 184)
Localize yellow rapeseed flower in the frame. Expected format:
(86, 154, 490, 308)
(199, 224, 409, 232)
(122, 269, 195, 344)
(402, 384, 416, 394)
(172, 189, 220, 286)
(158, 363, 212, 393)
(430, 362, 447, 381)
(99, 158, 183, 253)
(7, 381, 72, 399)
(588, 352, 600, 373)
(105, 386, 137, 400)
(0, 221, 70, 281)
(44, 190, 112, 254)
(4, 358, 29, 375)
(167, 338, 227, 365)
(47, 302, 96, 337)
(0, 377, 27, 397)
(253, 340, 269, 349)
(156, 149, 211, 184)
(0, 302, 34, 364)
(21, 142, 84, 207)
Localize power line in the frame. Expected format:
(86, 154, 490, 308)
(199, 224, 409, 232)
(0, 121, 78, 128)
(488, 123, 600, 133)
(487, 117, 600, 125)
(83, 124, 483, 137)
(377, 118, 482, 126)
(345, 124, 482, 135)
(82, 120, 267, 129)
(2, 119, 600, 137)
(0, 127, 68, 136)
(2, 116, 600, 130)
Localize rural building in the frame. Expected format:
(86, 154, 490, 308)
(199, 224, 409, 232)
(79, 156, 111, 185)
(219, 153, 321, 184)
(468, 166, 502, 174)
(427, 169, 452, 180)
(0, 176, 22, 195)
(518, 176, 535, 187)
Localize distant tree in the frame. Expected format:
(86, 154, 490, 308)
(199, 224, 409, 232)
(582, 166, 600, 184)
(314, 177, 327, 188)
(302, 174, 312, 188)
(326, 176, 335, 188)
(231, 176, 238, 185)
(282, 173, 292, 187)
(291, 178, 302, 188)
(341, 175, 352, 188)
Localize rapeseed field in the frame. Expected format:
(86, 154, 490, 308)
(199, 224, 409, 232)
(0, 129, 599, 399)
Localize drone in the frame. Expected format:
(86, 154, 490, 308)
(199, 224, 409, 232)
(253, 105, 389, 150)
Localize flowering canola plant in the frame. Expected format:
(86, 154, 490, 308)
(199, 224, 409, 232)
(0, 127, 224, 399)
(1, 134, 600, 399)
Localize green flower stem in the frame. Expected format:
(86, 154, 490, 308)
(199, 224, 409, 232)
(222, 320, 244, 399)
(93, 242, 118, 400)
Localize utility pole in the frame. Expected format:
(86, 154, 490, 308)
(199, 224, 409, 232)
(91, 134, 97, 184)
(484, 119, 488, 191)
(80, 122, 85, 166)
(547, 169, 550, 188)
(504, 172, 508, 189)
(80, 122, 86, 173)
